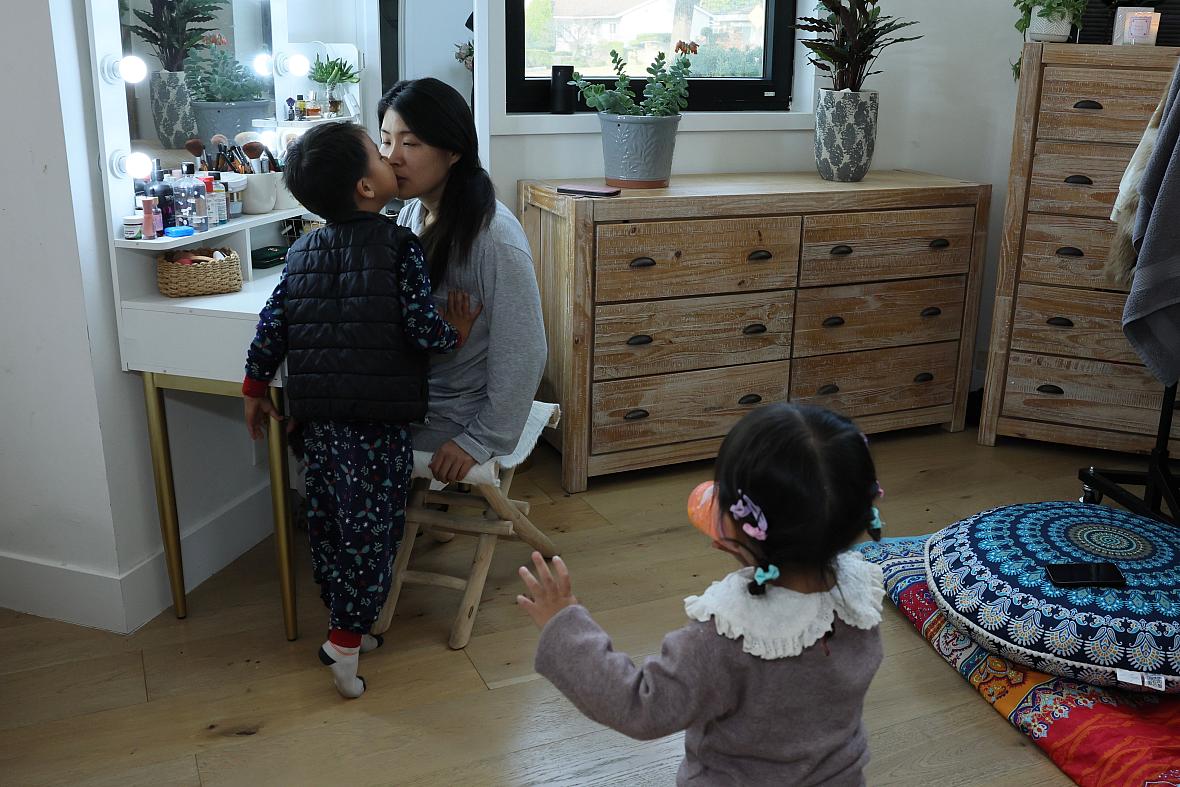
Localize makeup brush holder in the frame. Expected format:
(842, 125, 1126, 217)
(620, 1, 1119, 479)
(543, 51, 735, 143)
(273, 177, 302, 210)
(243, 172, 280, 214)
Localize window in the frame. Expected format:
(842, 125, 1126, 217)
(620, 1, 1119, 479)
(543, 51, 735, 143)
(507, 0, 795, 113)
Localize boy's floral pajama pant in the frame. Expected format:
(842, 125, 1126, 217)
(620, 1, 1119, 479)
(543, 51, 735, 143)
(299, 420, 412, 634)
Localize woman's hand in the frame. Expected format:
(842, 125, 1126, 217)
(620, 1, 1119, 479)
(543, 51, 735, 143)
(444, 290, 482, 347)
(517, 552, 577, 629)
(429, 440, 476, 483)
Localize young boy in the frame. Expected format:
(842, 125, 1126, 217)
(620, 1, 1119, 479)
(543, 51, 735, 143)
(241, 121, 479, 698)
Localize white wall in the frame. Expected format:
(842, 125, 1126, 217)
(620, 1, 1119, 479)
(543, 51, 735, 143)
(482, 0, 1020, 378)
(402, 0, 475, 99)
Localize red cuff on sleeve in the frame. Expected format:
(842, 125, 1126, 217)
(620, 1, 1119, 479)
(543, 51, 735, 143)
(242, 377, 270, 398)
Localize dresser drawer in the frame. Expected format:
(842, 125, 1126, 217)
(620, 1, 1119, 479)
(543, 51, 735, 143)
(793, 276, 965, 357)
(1002, 352, 1179, 437)
(1019, 214, 1125, 291)
(591, 361, 790, 454)
(1027, 141, 1133, 218)
(800, 208, 973, 286)
(1011, 284, 1136, 364)
(789, 342, 958, 418)
(1037, 67, 1171, 145)
(595, 217, 799, 303)
(593, 292, 793, 381)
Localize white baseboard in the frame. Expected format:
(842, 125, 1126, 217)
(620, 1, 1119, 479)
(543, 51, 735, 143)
(0, 483, 274, 633)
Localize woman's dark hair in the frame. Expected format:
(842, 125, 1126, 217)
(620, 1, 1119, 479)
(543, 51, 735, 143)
(281, 121, 371, 222)
(377, 78, 496, 285)
(714, 403, 879, 595)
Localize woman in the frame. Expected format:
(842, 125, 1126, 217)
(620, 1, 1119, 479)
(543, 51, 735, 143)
(378, 78, 546, 483)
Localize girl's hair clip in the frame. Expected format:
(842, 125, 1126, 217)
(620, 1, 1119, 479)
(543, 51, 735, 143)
(873, 480, 885, 499)
(754, 564, 780, 586)
(730, 490, 768, 541)
(867, 506, 884, 542)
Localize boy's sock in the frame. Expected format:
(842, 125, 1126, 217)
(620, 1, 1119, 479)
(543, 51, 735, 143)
(319, 629, 365, 698)
(360, 633, 384, 653)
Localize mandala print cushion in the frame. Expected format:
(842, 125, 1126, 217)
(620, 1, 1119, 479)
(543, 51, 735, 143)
(925, 502, 1180, 693)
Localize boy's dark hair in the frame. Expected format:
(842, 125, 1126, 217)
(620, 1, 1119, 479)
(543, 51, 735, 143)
(282, 121, 371, 221)
(377, 78, 495, 285)
(714, 403, 879, 595)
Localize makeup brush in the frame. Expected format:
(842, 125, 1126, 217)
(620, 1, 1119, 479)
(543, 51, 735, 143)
(183, 137, 209, 170)
(243, 141, 266, 174)
(234, 131, 261, 146)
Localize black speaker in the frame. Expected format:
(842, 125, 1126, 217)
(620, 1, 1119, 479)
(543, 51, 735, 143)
(551, 65, 575, 114)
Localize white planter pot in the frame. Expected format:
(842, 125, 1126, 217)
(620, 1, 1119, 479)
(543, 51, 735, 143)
(1028, 9, 1072, 42)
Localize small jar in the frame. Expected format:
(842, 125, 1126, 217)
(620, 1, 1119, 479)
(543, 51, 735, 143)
(122, 214, 143, 240)
(227, 189, 243, 218)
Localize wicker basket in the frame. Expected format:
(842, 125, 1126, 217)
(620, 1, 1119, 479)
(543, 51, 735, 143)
(156, 247, 243, 298)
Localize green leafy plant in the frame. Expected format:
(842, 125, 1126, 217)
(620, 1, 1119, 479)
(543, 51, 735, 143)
(1011, 0, 1087, 78)
(129, 0, 226, 72)
(309, 55, 361, 89)
(570, 41, 696, 116)
(186, 38, 267, 101)
(793, 0, 921, 92)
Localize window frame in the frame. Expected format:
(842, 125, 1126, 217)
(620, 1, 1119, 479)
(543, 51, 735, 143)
(505, 0, 795, 114)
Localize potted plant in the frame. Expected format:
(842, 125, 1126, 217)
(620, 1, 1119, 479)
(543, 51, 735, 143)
(794, 1, 920, 183)
(570, 41, 696, 189)
(309, 55, 361, 117)
(1015, 0, 1087, 42)
(186, 34, 271, 147)
(129, 0, 226, 148)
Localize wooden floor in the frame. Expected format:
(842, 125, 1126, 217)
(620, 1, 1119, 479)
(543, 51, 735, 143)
(0, 427, 1134, 786)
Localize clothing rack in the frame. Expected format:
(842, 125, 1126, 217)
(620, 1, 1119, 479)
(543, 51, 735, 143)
(1079, 383, 1179, 525)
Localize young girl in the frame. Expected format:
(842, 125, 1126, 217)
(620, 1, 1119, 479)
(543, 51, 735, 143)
(517, 403, 886, 786)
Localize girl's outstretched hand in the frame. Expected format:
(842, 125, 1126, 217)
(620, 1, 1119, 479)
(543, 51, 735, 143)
(517, 552, 577, 629)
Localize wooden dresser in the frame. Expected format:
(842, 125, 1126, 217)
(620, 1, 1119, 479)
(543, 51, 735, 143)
(980, 43, 1180, 453)
(519, 172, 990, 493)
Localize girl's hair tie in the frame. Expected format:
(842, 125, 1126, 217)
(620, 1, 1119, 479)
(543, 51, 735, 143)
(730, 490, 768, 541)
(867, 506, 884, 542)
(754, 564, 780, 586)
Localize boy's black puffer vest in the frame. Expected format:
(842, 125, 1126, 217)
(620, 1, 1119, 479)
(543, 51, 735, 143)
(283, 212, 428, 424)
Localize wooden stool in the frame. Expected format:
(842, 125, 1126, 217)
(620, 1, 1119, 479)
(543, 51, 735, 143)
(371, 458, 558, 649)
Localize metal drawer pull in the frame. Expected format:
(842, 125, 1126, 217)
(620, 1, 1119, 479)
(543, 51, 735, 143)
(913, 372, 934, 383)
(830, 244, 853, 256)
(623, 408, 650, 420)
(929, 238, 950, 249)
(920, 306, 943, 318)
(738, 394, 763, 405)
(1064, 175, 1093, 186)
(1056, 246, 1084, 257)
(747, 249, 773, 261)
(626, 334, 654, 346)
(1073, 99, 1104, 110)
(629, 256, 656, 268)
(742, 323, 768, 335)
(1046, 316, 1075, 328)
(817, 384, 840, 395)
(1037, 384, 1065, 395)
(822, 316, 846, 328)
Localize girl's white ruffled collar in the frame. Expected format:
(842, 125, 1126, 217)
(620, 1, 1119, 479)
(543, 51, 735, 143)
(684, 551, 884, 660)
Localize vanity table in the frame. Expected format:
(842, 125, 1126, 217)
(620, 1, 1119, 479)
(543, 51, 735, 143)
(86, 0, 385, 639)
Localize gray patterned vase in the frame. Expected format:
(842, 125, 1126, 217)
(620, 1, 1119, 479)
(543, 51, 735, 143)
(598, 113, 681, 188)
(150, 70, 198, 149)
(814, 89, 879, 183)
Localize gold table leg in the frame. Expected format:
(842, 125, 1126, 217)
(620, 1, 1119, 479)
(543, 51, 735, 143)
(142, 372, 186, 618)
(267, 388, 298, 641)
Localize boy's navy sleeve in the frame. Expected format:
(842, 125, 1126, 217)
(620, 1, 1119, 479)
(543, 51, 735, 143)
(242, 269, 289, 397)
(399, 237, 460, 352)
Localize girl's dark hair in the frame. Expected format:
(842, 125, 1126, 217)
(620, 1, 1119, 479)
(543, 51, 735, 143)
(377, 78, 496, 285)
(714, 403, 879, 595)
(281, 121, 370, 222)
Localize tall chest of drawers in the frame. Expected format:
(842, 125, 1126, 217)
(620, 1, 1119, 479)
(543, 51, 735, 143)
(980, 44, 1180, 453)
(520, 172, 990, 493)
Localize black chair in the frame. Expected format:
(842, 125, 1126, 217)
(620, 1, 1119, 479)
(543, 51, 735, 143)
(1079, 383, 1179, 525)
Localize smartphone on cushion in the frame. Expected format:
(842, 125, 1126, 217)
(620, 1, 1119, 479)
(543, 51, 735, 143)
(1045, 562, 1127, 588)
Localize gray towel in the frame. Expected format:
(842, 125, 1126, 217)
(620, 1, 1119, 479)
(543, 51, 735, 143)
(1124, 59, 1180, 386)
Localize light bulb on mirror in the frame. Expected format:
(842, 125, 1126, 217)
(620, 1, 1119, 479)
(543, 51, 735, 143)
(109, 149, 153, 180)
(260, 130, 278, 150)
(253, 53, 273, 77)
(275, 51, 310, 77)
(101, 54, 148, 84)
